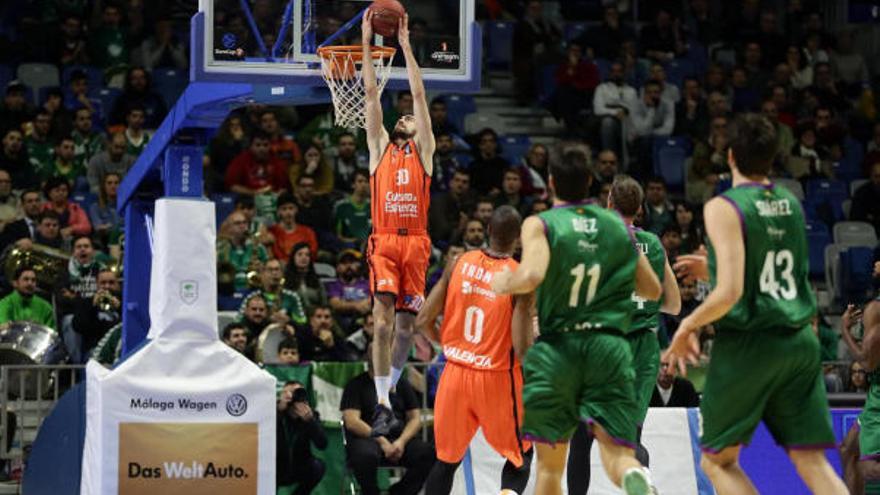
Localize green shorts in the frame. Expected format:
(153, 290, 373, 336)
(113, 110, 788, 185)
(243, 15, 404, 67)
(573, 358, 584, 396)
(701, 324, 835, 452)
(627, 328, 661, 426)
(860, 384, 880, 460)
(521, 330, 637, 446)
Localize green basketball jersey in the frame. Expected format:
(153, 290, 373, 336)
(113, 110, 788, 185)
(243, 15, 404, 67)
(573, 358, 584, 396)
(631, 228, 665, 331)
(708, 183, 816, 333)
(536, 202, 639, 335)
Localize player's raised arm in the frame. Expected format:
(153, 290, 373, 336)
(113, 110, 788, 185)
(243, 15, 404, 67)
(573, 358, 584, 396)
(397, 14, 435, 171)
(862, 302, 880, 371)
(660, 258, 682, 315)
(491, 216, 549, 295)
(362, 11, 388, 170)
(664, 197, 744, 373)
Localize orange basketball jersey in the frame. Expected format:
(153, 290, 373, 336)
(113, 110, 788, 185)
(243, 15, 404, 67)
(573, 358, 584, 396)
(440, 250, 520, 371)
(370, 140, 431, 233)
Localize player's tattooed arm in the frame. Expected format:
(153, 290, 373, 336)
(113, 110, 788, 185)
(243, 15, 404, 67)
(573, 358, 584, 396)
(492, 216, 549, 295)
(511, 292, 536, 358)
(660, 258, 681, 315)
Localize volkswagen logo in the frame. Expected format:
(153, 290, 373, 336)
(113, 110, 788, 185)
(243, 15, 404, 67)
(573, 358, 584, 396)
(226, 393, 247, 417)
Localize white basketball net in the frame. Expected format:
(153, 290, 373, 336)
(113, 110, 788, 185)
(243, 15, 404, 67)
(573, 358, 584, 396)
(317, 46, 396, 129)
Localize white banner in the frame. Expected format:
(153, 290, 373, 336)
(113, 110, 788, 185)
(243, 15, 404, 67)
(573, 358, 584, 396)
(80, 199, 277, 495)
(452, 408, 709, 495)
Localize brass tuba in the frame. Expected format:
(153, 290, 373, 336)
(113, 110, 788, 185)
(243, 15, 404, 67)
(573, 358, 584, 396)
(1, 243, 70, 291)
(255, 322, 295, 365)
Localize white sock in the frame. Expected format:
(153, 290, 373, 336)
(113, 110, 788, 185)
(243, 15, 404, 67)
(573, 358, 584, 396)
(390, 366, 404, 387)
(375, 375, 391, 407)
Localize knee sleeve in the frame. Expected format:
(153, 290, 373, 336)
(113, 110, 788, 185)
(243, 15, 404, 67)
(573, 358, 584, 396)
(501, 447, 534, 494)
(424, 460, 460, 495)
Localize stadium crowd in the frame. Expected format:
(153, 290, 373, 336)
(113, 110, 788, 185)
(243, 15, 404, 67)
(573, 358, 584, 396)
(0, 0, 879, 490)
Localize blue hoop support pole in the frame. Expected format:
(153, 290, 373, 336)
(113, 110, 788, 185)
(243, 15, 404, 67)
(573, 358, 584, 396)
(272, 0, 295, 58)
(239, 0, 271, 60)
(318, 6, 369, 48)
(303, 0, 316, 53)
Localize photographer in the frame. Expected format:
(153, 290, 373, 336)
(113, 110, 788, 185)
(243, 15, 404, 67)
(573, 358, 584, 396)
(276, 380, 327, 494)
(71, 268, 121, 360)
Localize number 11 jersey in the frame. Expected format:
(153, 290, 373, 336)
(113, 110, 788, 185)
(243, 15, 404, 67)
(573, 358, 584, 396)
(535, 202, 639, 336)
(441, 250, 520, 371)
(708, 183, 816, 333)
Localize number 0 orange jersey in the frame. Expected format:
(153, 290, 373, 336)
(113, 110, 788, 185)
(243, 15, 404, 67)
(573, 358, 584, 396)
(370, 140, 430, 233)
(440, 250, 520, 371)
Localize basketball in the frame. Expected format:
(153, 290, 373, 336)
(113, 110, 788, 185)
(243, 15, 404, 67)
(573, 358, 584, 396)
(369, 0, 405, 38)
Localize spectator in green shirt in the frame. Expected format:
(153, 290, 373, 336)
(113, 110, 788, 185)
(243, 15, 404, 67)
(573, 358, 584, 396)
(46, 136, 87, 190)
(71, 108, 104, 170)
(0, 267, 56, 330)
(217, 211, 269, 291)
(26, 111, 55, 180)
(334, 169, 371, 249)
(88, 3, 129, 69)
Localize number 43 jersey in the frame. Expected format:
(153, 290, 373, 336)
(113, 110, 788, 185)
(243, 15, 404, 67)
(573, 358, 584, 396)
(441, 250, 520, 371)
(535, 202, 639, 336)
(708, 183, 816, 333)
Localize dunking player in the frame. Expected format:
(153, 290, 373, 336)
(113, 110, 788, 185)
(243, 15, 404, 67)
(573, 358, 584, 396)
(567, 175, 681, 494)
(416, 206, 534, 495)
(362, 12, 435, 435)
(666, 114, 847, 494)
(840, 293, 880, 493)
(492, 151, 663, 495)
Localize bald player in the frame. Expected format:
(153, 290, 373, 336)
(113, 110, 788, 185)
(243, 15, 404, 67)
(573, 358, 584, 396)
(416, 206, 534, 495)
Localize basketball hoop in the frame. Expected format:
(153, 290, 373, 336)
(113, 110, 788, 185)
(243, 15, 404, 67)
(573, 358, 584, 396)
(317, 45, 397, 129)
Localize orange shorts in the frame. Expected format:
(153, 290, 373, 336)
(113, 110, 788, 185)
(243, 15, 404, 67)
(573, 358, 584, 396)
(367, 232, 431, 313)
(434, 362, 531, 466)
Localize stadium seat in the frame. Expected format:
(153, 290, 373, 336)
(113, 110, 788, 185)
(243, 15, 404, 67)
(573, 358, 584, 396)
(836, 136, 865, 182)
(218, 293, 245, 312)
(452, 151, 473, 168)
(314, 262, 336, 282)
(824, 243, 847, 302)
(89, 87, 121, 122)
(833, 221, 878, 247)
(485, 21, 515, 70)
(775, 178, 804, 201)
(71, 192, 97, 212)
(594, 58, 611, 81)
(0, 64, 14, 92)
(152, 68, 187, 106)
(16, 63, 60, 105)
(842, 199, 852, 219)
(211, 193, 237, 228)
(442, 94, 476, 135)
(840, 246, 875, 303)
(664, 59, 694, 88)
(536, 64, 557, 105)
(850, 178, 869, 198)
(805, 221, 830, 278)
(500, 135, 531, 164)
(685, 42, 709, 76)
(805, 179, 848, 201)
(653, 137, 691, 190)
(564, 22, 589, 42)
(464, 113, 506, 136)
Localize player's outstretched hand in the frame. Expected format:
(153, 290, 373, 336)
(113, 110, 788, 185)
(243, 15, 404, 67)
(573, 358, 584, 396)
(362, 9, 374, 44)
(397, 14, 410, 49)
(663, 322, 700, 377)
(674, 245, 709, 283)
(842, 304, 863, 335)
(491, 265, 513, 295)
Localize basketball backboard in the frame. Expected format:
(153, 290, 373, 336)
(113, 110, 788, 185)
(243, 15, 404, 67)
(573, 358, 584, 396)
(193, 0, 480, 91)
